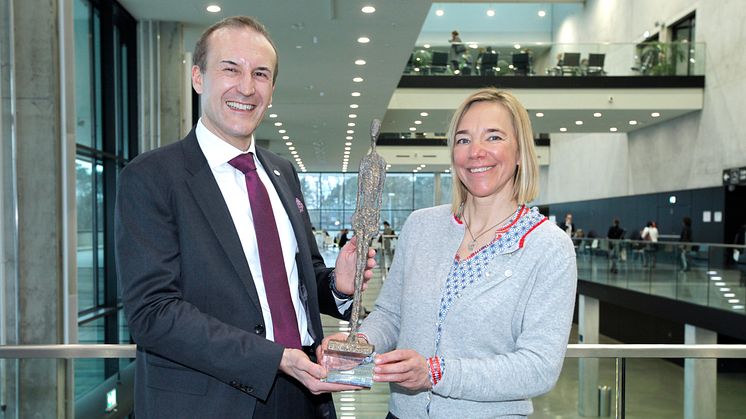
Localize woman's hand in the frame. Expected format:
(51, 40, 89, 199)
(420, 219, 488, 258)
(373, 349, 432, 391)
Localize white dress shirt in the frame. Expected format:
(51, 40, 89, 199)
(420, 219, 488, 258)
(196, 120, 314, 345)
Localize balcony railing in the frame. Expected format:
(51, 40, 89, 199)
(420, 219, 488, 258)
(0, 343, 744, 418)
(405, 41, 705, 78)
(573, 238, 746, 315)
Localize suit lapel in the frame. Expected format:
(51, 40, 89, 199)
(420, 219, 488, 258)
(181, 133, 262, 312)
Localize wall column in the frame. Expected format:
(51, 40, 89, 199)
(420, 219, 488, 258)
(578, 294, 600, 417)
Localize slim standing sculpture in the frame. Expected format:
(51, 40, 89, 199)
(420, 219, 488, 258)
(326, 119, 386, 357)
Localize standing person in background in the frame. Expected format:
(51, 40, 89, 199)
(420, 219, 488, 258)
(337, 228, 349, 249)
(447, 30, 464, 72)
(607, 218, 625, 274)
(381, 221, 396, 268)
(116, 16, 376, 418)
(679, 216, 693, 272)
(324, 88, 577, 418)
(641, 221, 659, 268)
(558, 213, 575, 238)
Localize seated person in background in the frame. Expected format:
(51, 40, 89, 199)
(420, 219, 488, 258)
(324, 88, 577, 418)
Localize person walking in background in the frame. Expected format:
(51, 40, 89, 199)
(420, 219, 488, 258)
(337, 228, 349, 249)
(324, 88, 577, 418)
(679, 216, 693, 272)
(447, 30, 464, 72)
(115, 16, 376, 418)
(381, 221, 396, 268)
(607, 218, 625, 274)
(641, 221, 659, 268)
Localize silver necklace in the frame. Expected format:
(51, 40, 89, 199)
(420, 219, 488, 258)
(462, 206, 518, 252)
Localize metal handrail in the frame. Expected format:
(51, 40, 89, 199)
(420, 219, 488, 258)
(0, 343, 745, 359)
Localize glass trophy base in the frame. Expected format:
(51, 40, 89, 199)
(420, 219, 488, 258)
(321, 351, 375, 388)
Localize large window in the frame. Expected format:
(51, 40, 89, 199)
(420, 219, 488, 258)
(300, 172, 451, 236)
(73, 0, 137, 399)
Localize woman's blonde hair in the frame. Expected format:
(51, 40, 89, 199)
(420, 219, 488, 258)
(447, 88, 539, 214)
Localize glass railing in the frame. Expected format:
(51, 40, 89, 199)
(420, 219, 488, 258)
(404, 42, 705, 77)
(574, 238, 746, 314)
(1, 344, 744, 418)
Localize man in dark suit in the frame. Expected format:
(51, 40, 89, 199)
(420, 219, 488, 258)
(115, 16, 374, 418)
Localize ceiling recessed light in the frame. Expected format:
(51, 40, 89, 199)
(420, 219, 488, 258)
(355, 59, 366, 66)
(348, 114, 357, 118)
(285, 141, 293, 146)
(651, 112, 661, 117)
(269, 113, 278, 118)
(361, 5, 375, 14)
(344, 142, 352, 146)
(629, 120, 638, 125)
(288, 146, 295, 151)
(420, 164, 426, 168)
(593, 112, 603, 117)
(409, 127, 416, 131)
(291, 150, 297, 155)
(420, 112, 429, 117)
(535, 112, 544, 117)
(423, 44, 431, 49)
(514, 44, 521, 50)
(346, 136, 353, 140)
(445, 169, 450, 173)
(282, 135, 290, 140)
(344, 147, 351, 151)
(347, 122, 356, 127)
(274, 122, 282, 127)
(351, 92, 361, 97)
(435, 9, 444, 16)
(353, 77, 364, 82)
(206, 5, 221, 13)
(357, 37, 370, 44)
(346, 130, 354, 134)
(414, 120, 422, 125)
(486, 9, 495, 17)
(350, 104, 359, 109)
(538, 10, 546, 17)
(575, 120, 583, 125)
(610, 127, 618, 132)
(560, 127, 567, 132)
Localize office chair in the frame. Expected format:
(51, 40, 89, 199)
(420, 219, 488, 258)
(560, 52, 581, 75)
(430, 51, 450, 74)
(587, 53, 606, 76)
(479, 51, 499, 76)
(512, 52, 530, 76)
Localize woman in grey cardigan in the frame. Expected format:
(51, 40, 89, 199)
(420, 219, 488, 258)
(324, 89, 577, 418)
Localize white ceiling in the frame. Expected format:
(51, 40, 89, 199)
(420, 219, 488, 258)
(117, 0, 700, 173)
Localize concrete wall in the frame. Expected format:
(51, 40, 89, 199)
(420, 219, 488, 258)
(543, 0, 746, 204)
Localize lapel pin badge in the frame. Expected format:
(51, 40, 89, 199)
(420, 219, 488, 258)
(295, 197, 305, 213)
(273, 169, 281, 177)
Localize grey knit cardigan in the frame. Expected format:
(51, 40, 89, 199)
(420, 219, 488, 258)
(359, 205, 577, 418)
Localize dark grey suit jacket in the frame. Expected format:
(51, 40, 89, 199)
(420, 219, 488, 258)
(115, 128, 346, 417)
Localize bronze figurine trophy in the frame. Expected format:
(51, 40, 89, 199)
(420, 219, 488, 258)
(322, 119, 386, 387)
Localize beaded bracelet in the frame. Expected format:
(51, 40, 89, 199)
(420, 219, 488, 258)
(427, 356, 445, 387)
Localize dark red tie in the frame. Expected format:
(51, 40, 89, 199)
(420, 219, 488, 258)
(229, 153, 302, 349)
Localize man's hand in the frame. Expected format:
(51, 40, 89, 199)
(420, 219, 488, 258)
(333, 236, 377, 295)
(373, 349, 431, 391)
(279, 348, 363, 394)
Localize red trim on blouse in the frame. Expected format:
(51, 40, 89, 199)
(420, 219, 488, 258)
(518, 217, 547, 248)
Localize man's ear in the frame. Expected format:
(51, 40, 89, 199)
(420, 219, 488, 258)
(192, 65, 204, 94)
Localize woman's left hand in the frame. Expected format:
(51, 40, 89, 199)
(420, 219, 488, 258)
(373, 349, 432, 391)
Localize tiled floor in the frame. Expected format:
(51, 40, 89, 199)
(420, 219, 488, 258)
(320, 247, 746, 418)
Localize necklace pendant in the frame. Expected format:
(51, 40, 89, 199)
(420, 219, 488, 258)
(468, 240, 476, 251)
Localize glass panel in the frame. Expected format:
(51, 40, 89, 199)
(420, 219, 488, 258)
(414, 173, 434, 209)
(343, 173, 358, 208)
(321, 174, 344, 209)
(383, 173, 414, 210)
(113, 26, 122, 155)
(73, 0, 93, 147)
(440, 173, 453, 206)
(76, 158, 95, 311)
(299, 173, 320, 209)
(96, 162, 105, 305)
(75, 317, 105, 398)
(93, 9, 102, 150)
(121, 43, 129, 159)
